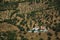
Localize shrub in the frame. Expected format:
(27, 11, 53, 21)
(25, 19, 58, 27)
(0, 0, 3, 2)
(55, 23, 60, 32)
(55, 32, 58, 36)
(47, 37, 51, 40)
(4, 19, 17, 25)
(21, 37, 28, 40)
(47, 32, 52, 36)
(17, 25, 25, 31)
(36, 0, 40, 3)
(16, 14, 25, 18)
(56, 37, 60, 40)
(20, 20, 27, 25)
(0, 32, 7, 40)
(7, 31, 16, 40)
(39, 38, 43, 40)
(38, 21, 43, 26)
(26, 27, 30, 31)
(10, 10, 19, 18)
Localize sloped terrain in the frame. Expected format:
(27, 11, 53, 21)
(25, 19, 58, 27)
(0, 0, 60, 40)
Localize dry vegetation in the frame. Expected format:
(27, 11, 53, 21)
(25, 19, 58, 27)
(0, 0, 60, 40)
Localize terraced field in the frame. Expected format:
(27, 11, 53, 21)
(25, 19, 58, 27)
(0, 0, 60, 40)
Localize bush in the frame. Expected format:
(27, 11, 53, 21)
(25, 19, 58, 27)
(56, 37, 60, 40)
(21, 37, 28, 40)
(0, 0, 3, 2)
(55, 32, 58, 36)
(39, 38, 43, 40)
(51, 27, 56, 31)
(47, 32, 52, 36)
(38, 33, 41, 35)
(36, 0, 40, 3)
(0, 31, 17, 40)
(4, 19, 13, 24)
(17, 25, 25, 31)
(20, 20, 27, 25)
(47, 37, 51, 40)
(4, 19, 17, 25)
(55, 23, 60, 32)
(10, 10, 19, 18)
(0, 32, 7, 40)
(16, 14, 25, 18)
(26, 27, 30, 31)
(38, 21, 43, 26)
(7, 31, 16, 40)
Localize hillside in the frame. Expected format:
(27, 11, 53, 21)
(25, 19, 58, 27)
(0, 0, 60, 40)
